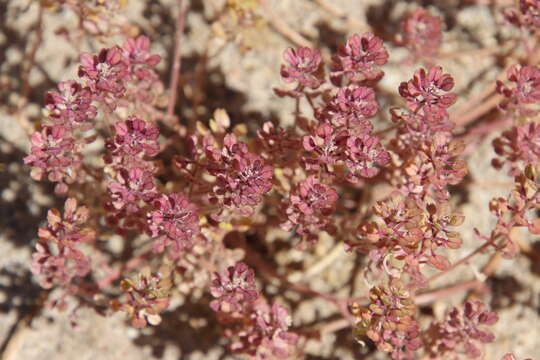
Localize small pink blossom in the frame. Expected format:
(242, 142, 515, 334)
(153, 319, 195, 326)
(280, 46, 322, 89)
(283, 176, 338, 240)
(425, 301, 498, 359)
(400, 8, 443, 59)
(107, 116, 160, 158)
(79, 47, 128, 95)
(302, 122, 347, 170)
(497, 64, 540, 116)
(323, 85, 378, 132)
(148, 193, 200, 256)
(345, 134, 390, 181)
(107, 167, 157, 213)
(210, 262, 259, 313)
(331, 32, 389, 82)
(45, 80, 97, 126)
(208, 134, 273, 213)
(31, 198, 94, 289)
(399, 66, 457, 114)
(122, 35, 161, 67)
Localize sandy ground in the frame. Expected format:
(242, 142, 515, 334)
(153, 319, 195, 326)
(0, 0, 539, 359)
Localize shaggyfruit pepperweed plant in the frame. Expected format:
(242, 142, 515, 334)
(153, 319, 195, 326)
(2, 0, 539, 359)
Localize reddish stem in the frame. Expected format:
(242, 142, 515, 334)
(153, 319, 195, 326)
(166, 0, 187, 124)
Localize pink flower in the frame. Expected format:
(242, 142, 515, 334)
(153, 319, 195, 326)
(426, 301, 498, 359)
(520, 0, 540, 28)
(331, 32, 389, 82)
(122, 35, 161, 67)
(280, 46, 322, 89)
(210, 262, 259, 313)
(345, 134, 390, 180)
(208, 134, 273, 213)
(45, 81, 97, 126)
(497, 64, 540, 116)
(493, 122, 540, 174)
(252, 301, 298, 359)
(24, 125, 78, 189)
(400, 8, 443, 59)
(108, 116, 160, 158)
(78, 47, 128, 95)
(302, 122, 347, 170)
(323, 85, 378, 132)
(148, 193, 200, 256)
(283, 176, 338, 240)
(31, 198, 94, 289)
(399, 66, 457, 114)
(107, 167, 157, 213)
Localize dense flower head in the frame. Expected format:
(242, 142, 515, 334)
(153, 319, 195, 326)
(280, 46, 323, 89)
(122, 35, 161, 67)
(493, 122, 540, 174)
(496, 64, 540, 116)
(302, 122, 347, 171)
(210, 262, 259, 313)
(331, 32, 389, 83)
(31, 198, 95, 289)
(282, 176, 338, 241)
(207, 134, 273, 214)
(322, 85, 378, 132)
(425, 301, 498, 359)
(506, 0, 540, 30)
(148, 193, 200, 257)
(399, 66, 457, 115)
(353, 194, 463, 286)
(227, 299, 298, 359)
(400, 7, 443, 59)
(78, 46, 128, 95)
(251, 301, 299, 359)
(345, 134, 391, 181)
(352, 279, 421, 359)
(107, 116, 160, 158)
(45, 80, 97, 126)
(107, 167, 157, 213)
(520, 0, 540, 27)
(24, 125, 78, 193)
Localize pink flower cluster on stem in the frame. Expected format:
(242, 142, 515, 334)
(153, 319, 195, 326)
(31, 198, 95, 291)
(210, 262, 298, 358)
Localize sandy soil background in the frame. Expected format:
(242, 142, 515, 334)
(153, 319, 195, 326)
(0, 0, 539, 359)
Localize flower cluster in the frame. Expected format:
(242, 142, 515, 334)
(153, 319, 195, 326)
(282, 175, 338, 242)
(210, 262, 258, 312)
(492, 122, 540, 175)
(148, 193, 200, 258)
(31, 198, 95, 290)
(399, 7, 443, 60)
(399, 66, 457, 117)
(24, 35, 163, 195)
(111, 265, 172, 328)
(504, 0, 540, 32)
(354, 194, 464, 286)
(104, 116, 161, 231)
(210, 263, 298, 358)
(496, 64, 540, 117)
(205, 134, 274, 215)
(280, 46, 323, 89)
(352, 279, 421, 359)
(424, 301, 498, 359)
(331, 32, 389, 83)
